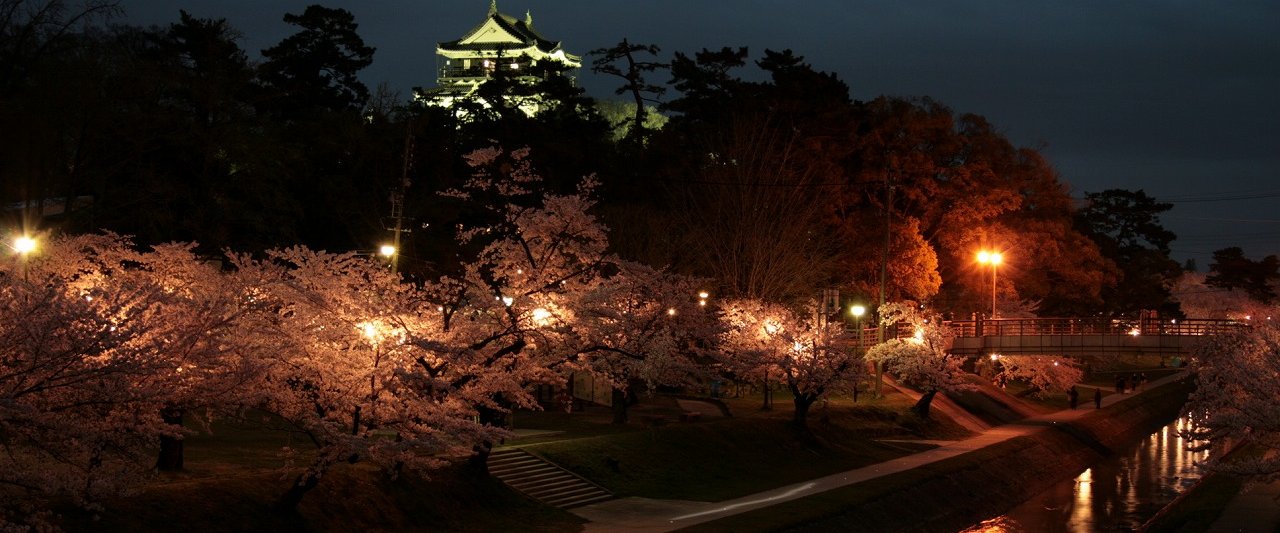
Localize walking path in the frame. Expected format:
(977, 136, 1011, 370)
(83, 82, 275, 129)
(570, 372, 1191, 532)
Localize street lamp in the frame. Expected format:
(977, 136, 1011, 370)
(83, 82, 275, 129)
(378, 244, 403, 273)
(14, 236, 36, 255)
(12, 235, 36, 281)
(850, 304, 866, 348)
(976, 250, 1003, 319)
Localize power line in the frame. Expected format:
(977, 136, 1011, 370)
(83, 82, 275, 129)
(1073, 188, 1280, 204)
(1165, 215, 1280, 223)
(1162, 189, 1280, 203)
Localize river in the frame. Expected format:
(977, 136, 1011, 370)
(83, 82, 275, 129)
(962, 415, 1208, 532)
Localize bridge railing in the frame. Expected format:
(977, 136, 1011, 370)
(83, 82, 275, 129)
(946, 318, 1245, 337)
(844, 317, 1245, 344)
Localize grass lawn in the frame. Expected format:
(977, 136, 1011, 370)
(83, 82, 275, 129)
(52, 413, 585, 533)
(527, 388, 971, 501)
(40, 381, 1016, 530)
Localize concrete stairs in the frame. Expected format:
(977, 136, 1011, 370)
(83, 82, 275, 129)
(487, 448, 614, 508)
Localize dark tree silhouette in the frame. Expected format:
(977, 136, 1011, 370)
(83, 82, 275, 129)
(258, 5, 374, 117)
(590, 38, 666, 144)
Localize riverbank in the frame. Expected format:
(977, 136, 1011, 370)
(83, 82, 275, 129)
(1141, 440, 1280, 532)
(573, 372, 1193, 532)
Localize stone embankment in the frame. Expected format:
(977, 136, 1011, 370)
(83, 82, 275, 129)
(783, 378, 1192, 532)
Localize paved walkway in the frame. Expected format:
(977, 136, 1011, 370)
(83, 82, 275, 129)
(571, 373, 1188, 532)
(674, 399, 724, 418)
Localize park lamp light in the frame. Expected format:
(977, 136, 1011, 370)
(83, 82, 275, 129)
(850, 304, 867, 347)
(379, 244, 397, 257)
(909, 327, 925, 345)
(977, 250, 1004, 318)
(531, 307, 553, 326)
(14, 235, 36, 255)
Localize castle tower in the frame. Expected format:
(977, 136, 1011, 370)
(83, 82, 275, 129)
(421, 1, 581, 113)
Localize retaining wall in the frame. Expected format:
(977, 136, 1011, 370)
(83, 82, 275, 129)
(788, 378, 1193, 532)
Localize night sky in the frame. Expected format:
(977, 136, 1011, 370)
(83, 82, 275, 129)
(119, 1, 1280, 265)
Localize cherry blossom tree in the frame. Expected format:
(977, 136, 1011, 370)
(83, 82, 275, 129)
(864, 302, 968, 417)
(985, 355, 1082, 398)
(0, 234, 214, 528)
(570, 261, 719, 424)
(0, 147, 730, 521)
(423, 146, 722, 429)
(122, 242, 272, 471)
(1182, 315, 1280, 481)
(417, 146, 613, 440)
(233, 247, 513, 510)
(720, 299, 863, 430)
(1174, 271, 1267, 320)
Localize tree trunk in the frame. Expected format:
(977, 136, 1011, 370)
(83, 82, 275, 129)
(874, 361, 884, 399)
(276, 471, 321, 511)
(791, 396, 816, 430)
(156, 406, 184, 471)
(470, 440, 493, 471)
(471, 403, 507, 468)
(611, 387, 629, 425)
(912, 390, 938, 418)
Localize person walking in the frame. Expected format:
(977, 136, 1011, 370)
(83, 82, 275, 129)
(1094, 387, 1102, 409)
(1068, 386, 1079, 409)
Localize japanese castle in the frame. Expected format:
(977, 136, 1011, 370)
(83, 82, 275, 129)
(419, 1, 582, 113)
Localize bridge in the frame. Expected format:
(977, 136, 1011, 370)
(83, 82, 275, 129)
(848, 317, 1245, 357)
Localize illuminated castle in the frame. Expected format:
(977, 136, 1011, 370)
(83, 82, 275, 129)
(420, 1, 581, 114)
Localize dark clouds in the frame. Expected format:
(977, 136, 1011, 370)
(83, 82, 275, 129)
(119, 0, 1280, 262)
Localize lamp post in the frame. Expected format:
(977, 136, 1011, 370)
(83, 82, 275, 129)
(13, 235, 36, 281)
(850, 304, 866, 348)
(977, 250, 1003, 319)
(379, 244, 397, 271)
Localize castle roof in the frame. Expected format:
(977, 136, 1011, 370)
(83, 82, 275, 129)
(437, 2, 577, 61)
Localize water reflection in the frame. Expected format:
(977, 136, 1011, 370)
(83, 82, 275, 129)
(963, 416, 1208, 532)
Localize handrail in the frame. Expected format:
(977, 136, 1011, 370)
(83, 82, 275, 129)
(949, 317, 1245, 337)
(845, 317, 1245, 342)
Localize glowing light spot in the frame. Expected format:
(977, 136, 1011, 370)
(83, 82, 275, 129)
(531, 307, 552, 325)
(13, 236, 36, 254)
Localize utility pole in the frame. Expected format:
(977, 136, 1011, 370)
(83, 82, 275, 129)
(875, 172, 893, 398)
(386, 127, 414, 273)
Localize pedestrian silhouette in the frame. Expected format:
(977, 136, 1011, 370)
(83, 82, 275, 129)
(1068, 386, 1078, 409)
(1094, 388, 1102, 409)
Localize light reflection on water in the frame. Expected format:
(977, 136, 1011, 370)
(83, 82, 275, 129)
(962, 416, 1208, 532)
